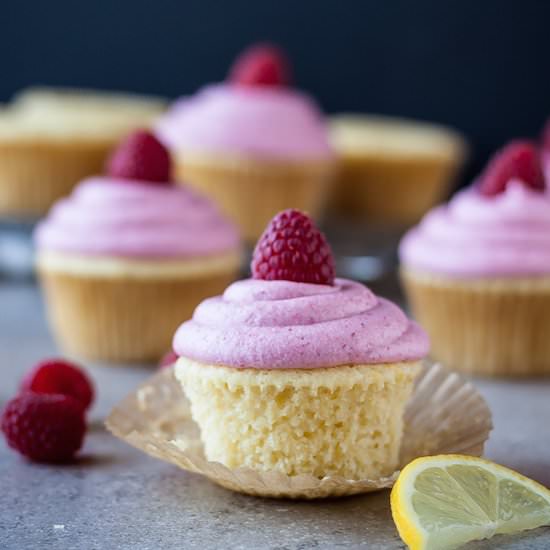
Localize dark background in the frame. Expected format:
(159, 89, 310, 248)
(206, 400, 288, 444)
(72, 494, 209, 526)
(3, 0, 550, 183)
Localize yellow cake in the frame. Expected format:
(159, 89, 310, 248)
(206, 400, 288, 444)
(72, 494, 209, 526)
(0, 87, 166, 218)
(172, 210, 429, 479)
(155, 45, 334, 243)
(399, 141, 550, 376)
(35, 131, 241, 363)
(329, 114, 467, 224)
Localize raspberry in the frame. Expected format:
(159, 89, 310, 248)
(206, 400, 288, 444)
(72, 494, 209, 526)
(1, 393, 86, 463)
(229, 43, 291, 87)
(479, 140, 545, 197)
(159, 350, 178, 369)
(106, 130, 172, 183)
(251, 209, 335, 285)
(21, 359, 94, 411)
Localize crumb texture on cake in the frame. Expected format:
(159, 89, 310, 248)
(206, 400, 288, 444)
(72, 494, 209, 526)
(175, 359, 421, 480)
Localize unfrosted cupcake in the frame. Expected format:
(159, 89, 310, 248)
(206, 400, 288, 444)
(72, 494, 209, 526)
(328, 115, 467, 224)
(156, 44, 333, 242)
(400, 140, 550, 376)
(0, 87, 166, 218)
(35, 131, 240, 363)
(173, 209, 428, 479)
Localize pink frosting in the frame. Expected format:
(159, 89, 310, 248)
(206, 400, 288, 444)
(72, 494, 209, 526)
(173, 278, 428, 369)
(155, 84, 332, 160)
(35, 177, 240, 258)
(400, 181, 550, 277)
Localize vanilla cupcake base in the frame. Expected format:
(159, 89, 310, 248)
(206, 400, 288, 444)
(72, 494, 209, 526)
(175, 153, 334, 242)
(0, 138, 114, 218)
(37, 251, 240, 363)
(329, 115, 467, 225)
(175, 358, 421, 480)
(402, 269, 550, 376)
(333, 154, 461, 224)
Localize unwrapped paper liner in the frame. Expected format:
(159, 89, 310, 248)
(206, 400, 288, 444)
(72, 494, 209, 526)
(106, 363, 492, 499)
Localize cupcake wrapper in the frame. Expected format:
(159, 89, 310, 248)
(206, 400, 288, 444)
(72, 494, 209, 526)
(0, 140, 114, 219)
(39, 269, 237, 363)
(402, 270, 550, 376)
(331, 155, 463, 225)
(106, 363, 492, 499)
(175, 154, 334, 242)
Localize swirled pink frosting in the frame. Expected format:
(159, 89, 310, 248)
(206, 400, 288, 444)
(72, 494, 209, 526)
(400, 181, 550, 277)
(35, 177, 239, 258)
(173, 278, 428, 369)
(155, 84, 332, 160)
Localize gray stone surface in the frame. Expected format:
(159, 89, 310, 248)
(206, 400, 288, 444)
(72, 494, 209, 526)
(1, 282, 550, 549)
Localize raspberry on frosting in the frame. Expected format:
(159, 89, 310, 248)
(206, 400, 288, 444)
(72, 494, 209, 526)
(159, 350, 179, 369)
(1, 392, 86, 463)
(229, 43, 291, 87)
(106, 129, 172, 183)
(479, 140, 545, 197)
(251, 209, 335, 285)
(21, 358, 95, 411)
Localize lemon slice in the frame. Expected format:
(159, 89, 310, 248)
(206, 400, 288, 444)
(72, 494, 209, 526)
(391, 454, 550, 549)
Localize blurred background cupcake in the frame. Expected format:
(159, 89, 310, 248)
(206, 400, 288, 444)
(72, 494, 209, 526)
(155, 43, 334, 243)
(0, 87, 166, 219)
(34, 130, 241, 363)
(400, 141, 550, 377)
(329, 115, 467, 225)
(325, 115, 467, 282)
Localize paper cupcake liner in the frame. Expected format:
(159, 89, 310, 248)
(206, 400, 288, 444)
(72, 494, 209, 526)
(330, 154, 463, 225)
(106, 363, 492, 499)
(0, 139, 115, 219)
(402, 270, 550, 376)
(38, 268, 236, 363)
(175, 154, 334, 242)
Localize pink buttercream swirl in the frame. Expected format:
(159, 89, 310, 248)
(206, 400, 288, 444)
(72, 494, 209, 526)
(35, 177, 239, 258)
(400, 181, 550, 277)
(155, 84, 332, 160)
(173, 278, 428, 369)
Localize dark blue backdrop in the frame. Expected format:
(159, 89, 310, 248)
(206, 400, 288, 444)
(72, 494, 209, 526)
(3, 0, 550, 181)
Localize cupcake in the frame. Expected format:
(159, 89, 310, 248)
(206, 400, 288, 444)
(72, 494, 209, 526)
(400, 140, 550, 376)
(328, 115, 467, 224)
(155, 44, 333, 242)
(35, 131, 240, 363)
(0, 87, 166, 218)
(173, 209, 428, 479)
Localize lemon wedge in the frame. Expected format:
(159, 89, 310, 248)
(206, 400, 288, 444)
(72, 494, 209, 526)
(391, 454, 550, 549)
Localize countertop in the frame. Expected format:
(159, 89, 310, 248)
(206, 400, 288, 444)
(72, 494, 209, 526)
(1, 282, 550, 550)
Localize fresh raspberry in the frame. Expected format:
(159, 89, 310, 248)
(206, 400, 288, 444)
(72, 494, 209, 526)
(251, 209, 335, 285)
(21, 359, 94, 411)
(1, 393, 86, 463)
(106, 130, 172, 183)
(479, 140, 545, 196)
(159, 350, 179, 369)
(229, 43, 291, 87)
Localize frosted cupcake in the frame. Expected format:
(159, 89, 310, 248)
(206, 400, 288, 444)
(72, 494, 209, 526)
(400, 140, 550, 376)
(0, 87, 166, 218)
(156, 44, 333, 242)
(35, 131, 240, 363)
(328, 115, 467, 224)
(173, 209, 428, 480)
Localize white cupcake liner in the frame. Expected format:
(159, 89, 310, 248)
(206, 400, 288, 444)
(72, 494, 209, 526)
(106, 363, 492, 499)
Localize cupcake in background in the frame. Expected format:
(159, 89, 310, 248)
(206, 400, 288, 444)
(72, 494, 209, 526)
(540, 118, 550, 181)
(173, 209, 428, 480)
(0, 87, 166, 218)
(156, 43, 334, 242)
(35, 130, 240, 363)
(400, 140, 550, 376)
(328, 115, 467, 225)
